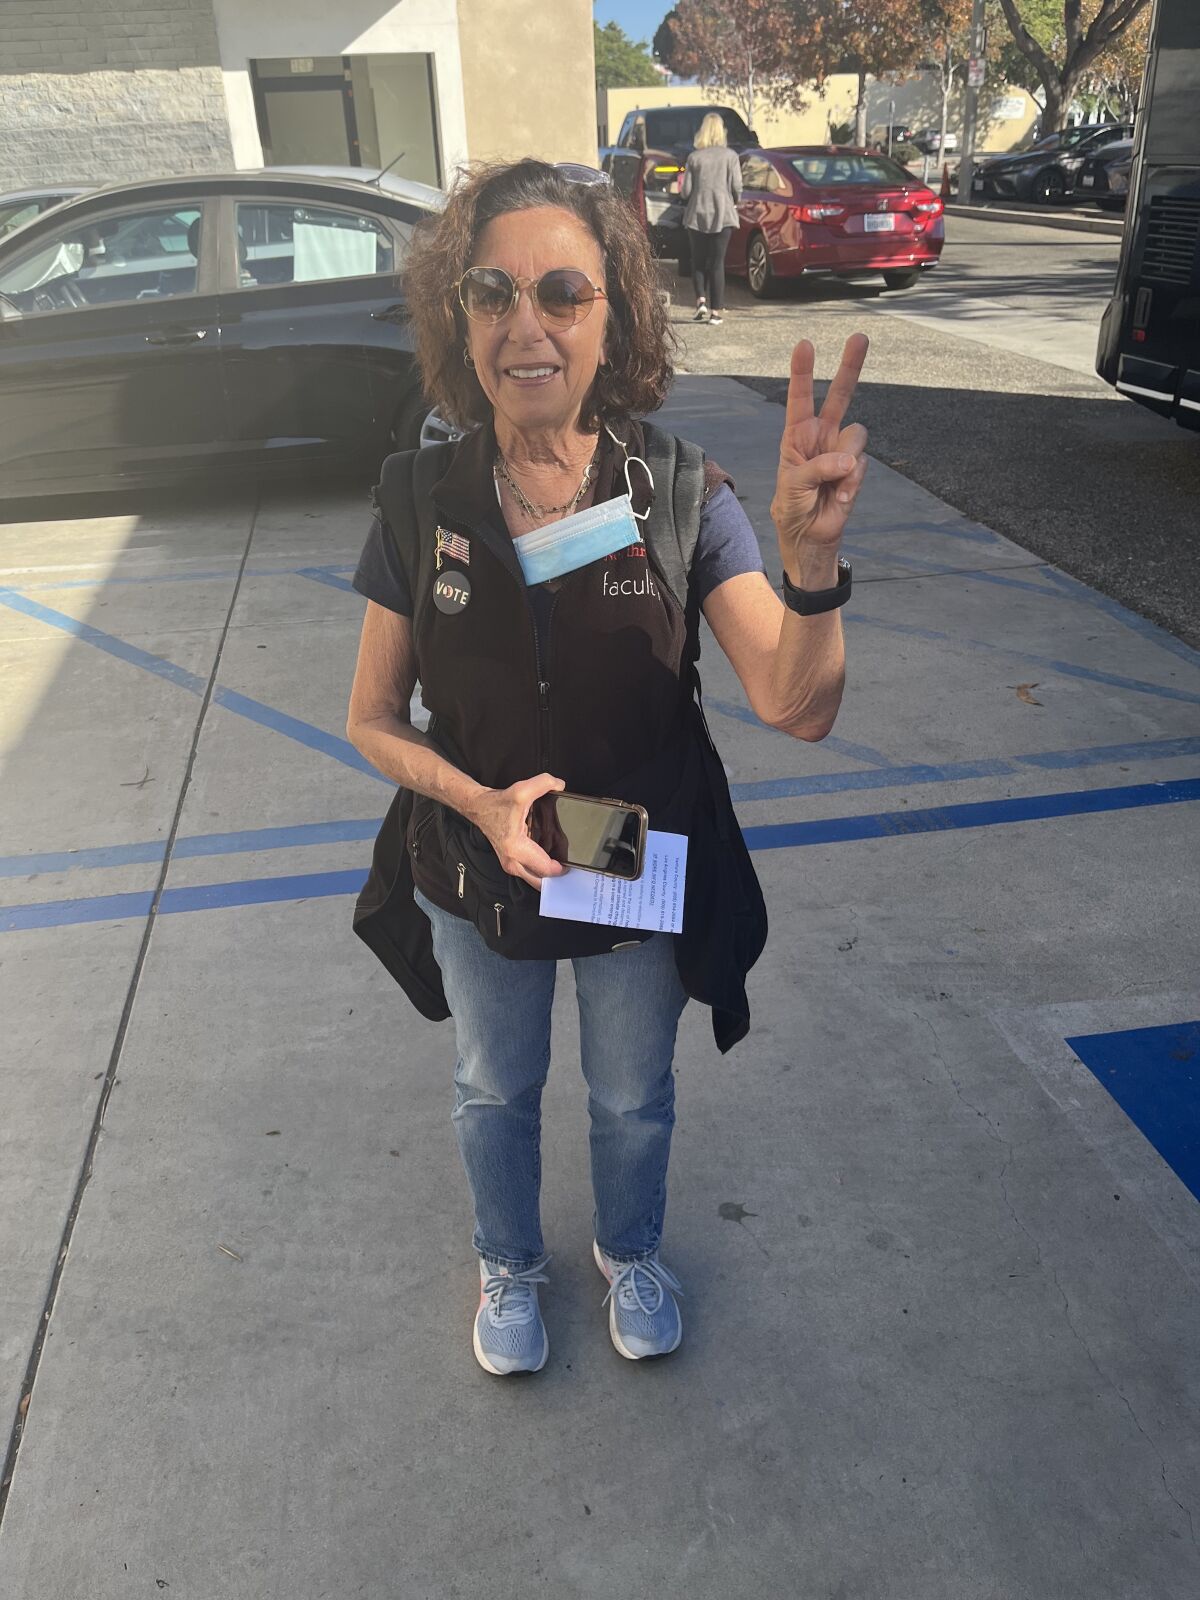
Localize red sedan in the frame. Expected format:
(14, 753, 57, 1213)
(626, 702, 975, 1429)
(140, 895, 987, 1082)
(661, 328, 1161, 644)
(728, 147, 945, 297)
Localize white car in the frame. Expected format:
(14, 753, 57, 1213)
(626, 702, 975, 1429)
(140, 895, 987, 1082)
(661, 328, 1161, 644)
(912, 129, 959, 154)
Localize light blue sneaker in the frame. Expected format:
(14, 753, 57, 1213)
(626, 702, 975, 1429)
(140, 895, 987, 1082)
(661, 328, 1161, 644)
(593, 1242, 683, 1360)
(472, 1257, 550, 1376)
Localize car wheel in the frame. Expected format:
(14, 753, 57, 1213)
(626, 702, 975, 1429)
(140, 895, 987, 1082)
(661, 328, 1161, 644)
(1033, 168, 1067, 205)
(882, 269, 920, 291)
(747, 233, 776, 299)
(1096, 197, 1126, 213)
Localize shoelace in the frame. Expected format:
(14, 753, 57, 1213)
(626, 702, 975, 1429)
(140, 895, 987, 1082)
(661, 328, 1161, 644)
(482, 1258, 550, 1326)
(602, 1256, 683, 1316)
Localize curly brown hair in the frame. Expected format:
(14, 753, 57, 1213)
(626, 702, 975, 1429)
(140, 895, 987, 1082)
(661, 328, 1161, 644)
(403, 159, 675, 431)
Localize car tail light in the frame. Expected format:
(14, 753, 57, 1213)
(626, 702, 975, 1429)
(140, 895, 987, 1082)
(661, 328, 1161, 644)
(793, 203, 846, 222)
(913, 195, 944, 215)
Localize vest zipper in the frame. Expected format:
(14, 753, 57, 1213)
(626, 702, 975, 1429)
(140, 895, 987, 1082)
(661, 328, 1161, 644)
(531, 588, 561, 768)
(456, 861, 466, 898)
(493, 902, 504, 939)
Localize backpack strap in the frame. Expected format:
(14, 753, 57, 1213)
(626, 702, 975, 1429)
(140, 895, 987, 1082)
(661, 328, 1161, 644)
(639, 421, 705, 614)
(374, 441, 457, 608)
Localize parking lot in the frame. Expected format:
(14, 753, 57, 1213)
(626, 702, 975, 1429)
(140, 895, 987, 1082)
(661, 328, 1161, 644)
(2, 335, 1198, 1592)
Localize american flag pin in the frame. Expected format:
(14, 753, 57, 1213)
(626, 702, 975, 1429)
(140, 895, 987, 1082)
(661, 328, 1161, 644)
(435, 526, 470, 570)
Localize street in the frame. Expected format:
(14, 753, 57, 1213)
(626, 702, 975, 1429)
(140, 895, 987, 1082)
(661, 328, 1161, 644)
(667, 211, 1200, 649)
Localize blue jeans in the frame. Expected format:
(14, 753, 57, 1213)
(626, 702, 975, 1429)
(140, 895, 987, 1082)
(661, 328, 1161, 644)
(415, 890, 688, 1270)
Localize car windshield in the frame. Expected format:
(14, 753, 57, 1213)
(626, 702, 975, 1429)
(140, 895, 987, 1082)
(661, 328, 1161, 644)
(790, 153, 912, 187)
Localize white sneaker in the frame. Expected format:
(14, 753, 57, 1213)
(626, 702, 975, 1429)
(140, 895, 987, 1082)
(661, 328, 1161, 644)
(593, 1242, 683, 1360)
(693, 303, 709, 322)
(708, 312, 724, 325)
(472, 1256, 550, 1375)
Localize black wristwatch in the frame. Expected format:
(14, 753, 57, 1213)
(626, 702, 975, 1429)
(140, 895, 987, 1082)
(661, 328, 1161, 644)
(782, 556, 852, 615)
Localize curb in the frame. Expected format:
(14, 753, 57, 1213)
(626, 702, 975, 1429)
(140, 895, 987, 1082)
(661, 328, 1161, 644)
(944, 202, 1124, 238)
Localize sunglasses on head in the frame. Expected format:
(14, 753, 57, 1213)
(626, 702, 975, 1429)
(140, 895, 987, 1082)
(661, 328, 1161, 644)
(457, 266, 608, 328)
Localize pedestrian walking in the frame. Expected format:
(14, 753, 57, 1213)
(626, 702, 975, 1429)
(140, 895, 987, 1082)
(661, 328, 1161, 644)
(680, 112, 743, 324)
(347, 158, 869, 1376)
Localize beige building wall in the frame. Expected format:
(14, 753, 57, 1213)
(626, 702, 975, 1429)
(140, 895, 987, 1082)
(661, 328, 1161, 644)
(598, 79, 863, 152)
(456, 0, 596, 166)
(600, 75, 1041, 157)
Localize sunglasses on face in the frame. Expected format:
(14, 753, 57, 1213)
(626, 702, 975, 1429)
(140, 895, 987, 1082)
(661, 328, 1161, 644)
(457, 266, 608, 328)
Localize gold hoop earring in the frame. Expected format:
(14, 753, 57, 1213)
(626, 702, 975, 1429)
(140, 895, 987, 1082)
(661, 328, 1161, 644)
(463, 348, 475, 369)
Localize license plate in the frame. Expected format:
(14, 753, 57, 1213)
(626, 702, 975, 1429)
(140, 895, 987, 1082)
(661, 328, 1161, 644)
(1081, 174, 1095, 187)
(864, 213, 895, 232)
(973, 178, 984, 191)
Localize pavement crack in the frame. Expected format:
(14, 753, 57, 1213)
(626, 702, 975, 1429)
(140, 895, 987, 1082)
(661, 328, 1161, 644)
(1050, 1266, 1198, 1555)
(0, 496, 263, 1527)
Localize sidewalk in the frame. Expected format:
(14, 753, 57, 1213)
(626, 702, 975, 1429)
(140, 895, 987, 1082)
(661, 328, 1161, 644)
(1, 375, 1198, 1599)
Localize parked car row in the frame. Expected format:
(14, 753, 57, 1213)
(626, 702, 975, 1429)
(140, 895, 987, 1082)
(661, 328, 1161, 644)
(971, 122, 1133, 204)
(603, 141, 944, 297)
(0, 167, 447, 499)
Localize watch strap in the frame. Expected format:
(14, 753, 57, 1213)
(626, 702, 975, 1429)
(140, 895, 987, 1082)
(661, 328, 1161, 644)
(782, 556, 852, 615)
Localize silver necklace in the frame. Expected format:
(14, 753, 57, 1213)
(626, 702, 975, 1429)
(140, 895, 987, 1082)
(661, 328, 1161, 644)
(494, 449, 598, 520)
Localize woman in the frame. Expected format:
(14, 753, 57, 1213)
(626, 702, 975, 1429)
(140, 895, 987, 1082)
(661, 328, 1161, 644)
(347, 159, 868, 1377)
(680, 112, 743, 324)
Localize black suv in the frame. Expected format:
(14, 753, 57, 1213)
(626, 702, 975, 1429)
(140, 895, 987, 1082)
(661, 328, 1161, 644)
(614, 104, 760, 157)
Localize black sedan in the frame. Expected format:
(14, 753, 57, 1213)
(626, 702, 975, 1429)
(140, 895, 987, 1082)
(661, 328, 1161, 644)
(1076, 138, 1134, 211)
(973, 124, 1132, 204)
(0, 168, 444, 498)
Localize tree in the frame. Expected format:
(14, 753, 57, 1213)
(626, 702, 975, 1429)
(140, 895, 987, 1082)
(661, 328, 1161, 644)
(593, 20, 661, 90)
(653, 0, 810, 127)
(994, 0, 1152, 129)
(793, 1, 930, 143)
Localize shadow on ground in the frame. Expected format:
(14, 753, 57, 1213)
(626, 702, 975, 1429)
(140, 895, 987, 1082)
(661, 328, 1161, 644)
(739, 375, 1200, 651)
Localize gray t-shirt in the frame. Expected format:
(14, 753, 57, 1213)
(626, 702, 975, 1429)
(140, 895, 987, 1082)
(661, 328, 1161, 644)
(354, 481, 764, 635)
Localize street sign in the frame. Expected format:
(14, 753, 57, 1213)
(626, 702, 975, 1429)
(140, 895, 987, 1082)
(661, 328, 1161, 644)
(967, 57, 986, 88)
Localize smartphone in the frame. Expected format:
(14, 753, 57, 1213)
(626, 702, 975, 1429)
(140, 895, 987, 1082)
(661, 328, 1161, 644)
(530, 791, 648, 880)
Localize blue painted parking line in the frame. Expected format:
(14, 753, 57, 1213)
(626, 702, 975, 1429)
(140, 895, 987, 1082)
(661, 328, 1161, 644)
(1066, 1021, 1200, 1204)
(730, 734, 1200, 802)
(845, 611, 1200, 707)
(295, 567, 360, 595)
(0, 586, 387, 783)
(740, 775, 1200, 851)
(5, 734, 1199, 882)
(842, 541, 1070, 601)
(850, 517, 999, 548)
(1038, 566, 1200, 673)
(704, 696, 889, 764)
(11, 563, 360, 593)
(4, 774, 1198, 933)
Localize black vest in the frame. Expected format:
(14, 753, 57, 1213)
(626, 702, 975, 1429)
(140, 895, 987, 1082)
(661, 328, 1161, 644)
(353, 419, 767, 1053)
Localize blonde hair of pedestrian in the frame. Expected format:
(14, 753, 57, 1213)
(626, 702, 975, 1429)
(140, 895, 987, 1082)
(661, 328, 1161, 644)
(694, 113, 728, 149)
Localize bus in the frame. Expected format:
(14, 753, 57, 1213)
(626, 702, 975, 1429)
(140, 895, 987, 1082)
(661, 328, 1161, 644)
(1096, 0, 1200, 431)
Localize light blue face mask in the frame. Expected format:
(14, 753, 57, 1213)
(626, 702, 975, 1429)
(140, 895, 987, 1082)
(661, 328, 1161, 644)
(507, 430, 655, 587)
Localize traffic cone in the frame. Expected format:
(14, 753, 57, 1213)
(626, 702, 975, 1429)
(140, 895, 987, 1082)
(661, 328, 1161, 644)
(940, 162, 951, 200)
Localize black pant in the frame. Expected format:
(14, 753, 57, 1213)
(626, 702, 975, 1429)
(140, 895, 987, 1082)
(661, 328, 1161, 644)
(688, 227, 732, 310)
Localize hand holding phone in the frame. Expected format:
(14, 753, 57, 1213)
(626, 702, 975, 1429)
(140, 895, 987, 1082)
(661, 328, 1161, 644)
(529, 791, 648, 880)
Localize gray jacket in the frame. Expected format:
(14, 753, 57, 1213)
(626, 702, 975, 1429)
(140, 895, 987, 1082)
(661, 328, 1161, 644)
(680, 146, 743, 233)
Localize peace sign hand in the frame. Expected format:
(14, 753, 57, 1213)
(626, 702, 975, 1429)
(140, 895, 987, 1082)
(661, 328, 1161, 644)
(770, 334, 870, 556)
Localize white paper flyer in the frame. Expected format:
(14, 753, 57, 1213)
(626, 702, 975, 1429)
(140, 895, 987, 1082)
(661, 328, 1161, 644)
(538, 830, 688, 935)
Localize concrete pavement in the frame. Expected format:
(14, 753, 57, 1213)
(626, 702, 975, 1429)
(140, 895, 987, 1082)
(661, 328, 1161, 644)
(1, 375, 1199, 1598)
(666, 213, 1200, 651)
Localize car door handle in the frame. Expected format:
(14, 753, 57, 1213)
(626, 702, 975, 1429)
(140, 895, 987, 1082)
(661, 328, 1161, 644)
(145, 328, 208, 346)
(371, 303, 407, 322)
